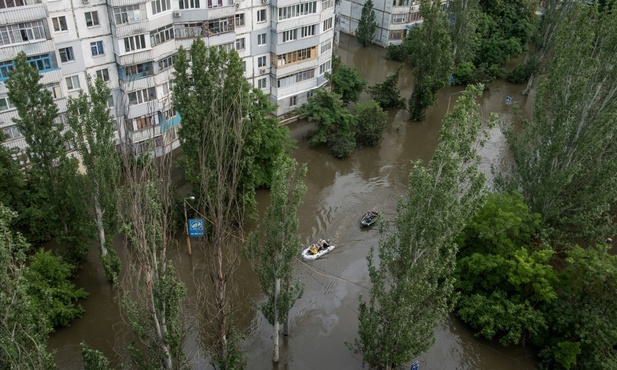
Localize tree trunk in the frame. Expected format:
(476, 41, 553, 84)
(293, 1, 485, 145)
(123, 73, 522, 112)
(273, 277, 281, 362)
(94, 194, 107, 256)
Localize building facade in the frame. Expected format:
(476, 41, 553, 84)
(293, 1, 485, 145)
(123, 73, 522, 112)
(338, 0, 446, 47)
(0, 0, 335, 157)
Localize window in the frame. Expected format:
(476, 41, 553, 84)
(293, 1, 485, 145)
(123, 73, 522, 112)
(128, 87, 157, 106)
(158, 55, 175, 70)
(107, 95, 114, 108)
(27, 54, 52, 71)
(392, 13, 406, 24)
(113, 5, 141, 24)
(319, 59, 331, 75)
(289, 96, 297, 106)
(301, 25, 315, 38)
(131, 114, 158, 130)
(307, 90, 314, 99)
(257, 33, 266, 46)
(207, 17, 233, 35)
(66, 75, 80, 90)
(124, 63, 151, 77)
(52, 16, 68, 32)
(151, 0, 171, 14)
(150, 24, 174, 46)
(320, 40, 331, 54)
(0, 21, 47, 46)
(277, 69, 315, 88)
(322, 0, 333, 9)
(278, 2, 317, 20)
(257, 78, 266, 89)
(0, 97, 15, 112)
(409, 12, 422, 22)
(323, 17, 333, 32)
(389, 30, 404, 40)
(85, 11, 99, 27)
(235, 37, 245, 51)
(0, 0, 43, 9)
(90, 41, 104, 56)
(277, 47, 316, 66)
(124, 34, 147, 52)
(282, 29, 296, 42)
(258, 56, 266, 68)
(234, 13, 245, 27)
(2, 125, 22, 139)
(59, 47, 74, 63)
(208, 0, 223, 8)
(45, 83, 61, 99)
(392, 0, 410, 6)
(179, 0, 199, 9)
(96, 68, 109, 82)
(257, 9, 266, 23)
(161, 81, 172, 96)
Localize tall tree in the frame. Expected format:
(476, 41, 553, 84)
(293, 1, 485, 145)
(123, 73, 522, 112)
(6, 52, 91, 256)
(448, 0, 480, 66)
(367, 67, 406, 109)
(0, 132, 26, 229)
(354, 100, 388, 147)
(356, 0, 378, 47)
(0, 205, 55, 370)
(350, 85, 494, 369)
(502, 3, 617, 242)
(66, 77, 121, 283)
(117, 145, 188, 369)
(407, 0, 453, 121)
(174, 40, 285, 369)
(246, 156, 307, 362)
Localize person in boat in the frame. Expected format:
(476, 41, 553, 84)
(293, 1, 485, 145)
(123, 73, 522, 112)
(318, 239, 329, 251)
(309, 244, 319, 255)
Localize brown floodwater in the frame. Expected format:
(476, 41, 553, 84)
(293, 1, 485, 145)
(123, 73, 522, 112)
(48, 33, 538, 369)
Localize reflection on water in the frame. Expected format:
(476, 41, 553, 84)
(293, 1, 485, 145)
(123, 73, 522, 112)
(48, 33, 537, 369)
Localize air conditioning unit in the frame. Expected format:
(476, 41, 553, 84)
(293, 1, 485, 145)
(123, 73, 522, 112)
(261, 0, 269, 4)
(260, 68, 267, 74)
(82, 0, 89, 3)
(173, 11, 182, 18)
(235, 2, 240, 7)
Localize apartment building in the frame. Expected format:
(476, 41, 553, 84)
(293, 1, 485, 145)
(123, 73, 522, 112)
(0, 0, 335, 157)
(338, 0, 446, 46)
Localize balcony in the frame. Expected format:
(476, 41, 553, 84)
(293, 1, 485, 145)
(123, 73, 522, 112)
(115, 49, 154, 66)
(107, 0, 149, 7)
(0, 2, 47, 24)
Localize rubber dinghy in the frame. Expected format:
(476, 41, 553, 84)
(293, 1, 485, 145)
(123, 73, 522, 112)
(360, 210, 379, 227)
(301, 240, 335, 261)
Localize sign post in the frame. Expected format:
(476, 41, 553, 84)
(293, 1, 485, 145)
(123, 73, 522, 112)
(410, 360, 419, 370)
(188, 219, 204, 238)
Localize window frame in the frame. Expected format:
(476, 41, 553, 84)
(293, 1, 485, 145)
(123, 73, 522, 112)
(257, 9, 266, 23)
(52, 16, 68, 32)
(257, 33, 266, 46)
(95, 68, 110, 82)
(85, 11, 100, 27)
(59, 47, 75, 63)
(90, 40, 104, 56)
(66, 75, 81, 90)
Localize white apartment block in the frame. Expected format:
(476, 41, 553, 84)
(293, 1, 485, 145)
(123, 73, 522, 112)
(0, 0, 335, 157)
(338, 0, 447, 47)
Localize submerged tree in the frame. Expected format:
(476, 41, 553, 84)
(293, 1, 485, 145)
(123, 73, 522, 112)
(246, 156, 307, 362)
(117, 144, 188, 369)
(356, 0, 378, 47)
(0, 205, 55, 370)
(328, 56, 367, 104)
(407, 0, 453, 121)
(66, 77, 121, 283)
(354, 100, 388, 147)
(502, 3, 617, 242)
(350, 85, 494, 369)
(367, 67, 406, 109)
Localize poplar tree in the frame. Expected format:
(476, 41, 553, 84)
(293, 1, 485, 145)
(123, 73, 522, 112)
(0, 205, 55, 370)
(246, 156, 307, 363)
(407, 0, 453, 121)
(350, 85, 494, 369)
(66, 77, 121, 283)
(502, 3, 617, 242)
(356, 0, 378, 47)
(447, 0, 480, 66)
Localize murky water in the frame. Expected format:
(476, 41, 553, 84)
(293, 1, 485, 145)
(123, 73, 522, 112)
(48, 33, 537, 369)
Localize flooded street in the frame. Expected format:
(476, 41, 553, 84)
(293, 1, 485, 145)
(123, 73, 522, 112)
(49, 33, 537, 369)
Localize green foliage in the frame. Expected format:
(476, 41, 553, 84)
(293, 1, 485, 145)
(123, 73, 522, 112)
(448, 0, 481, 66)
(385, 44, 408, 62)
(351, 85, 494, 368)
(299, 89, 357, 158)
(80, 342, 110, 370)
(66, 76, 121, 283)
(407, 0, 453, 121)
(328, 56, 367, 104)
(367, 67, 406, 109)
(501, 3, 617, 242)
(536, 244, 617, 370)
(506, 56, 539, 84)
(356, 0, 378, 47)
(451, 61, 476, 85)
(354, 100, 388, 147)
(26, 248, 89, 328)
(0, 205, 55, 370)
(0, 132, 26, 229)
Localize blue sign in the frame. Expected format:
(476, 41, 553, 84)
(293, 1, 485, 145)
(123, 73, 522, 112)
(410, 360, 419, 370)
(506, 96, 512, 104)
(188, 219, 204, 237)
(449, 75, 454, 85)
